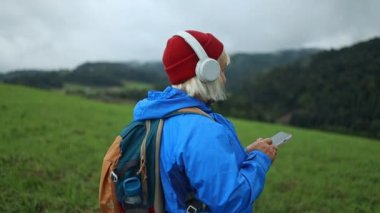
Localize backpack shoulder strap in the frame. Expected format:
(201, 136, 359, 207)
(154, 119, 165, 212)
(153, 107, 212, 212)
(165, 107, 214, 120)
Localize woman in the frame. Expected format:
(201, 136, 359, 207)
(133, 30, 277, 212)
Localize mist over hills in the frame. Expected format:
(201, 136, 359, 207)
(1, 37, 379, 139)
(227, 48, 320, 90)
(0, 48, 318, 89)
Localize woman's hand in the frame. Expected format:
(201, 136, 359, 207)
(246, 138, 277, 161)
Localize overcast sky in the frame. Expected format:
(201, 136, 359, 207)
(1, 0, 379, 72)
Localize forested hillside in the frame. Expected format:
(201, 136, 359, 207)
(0, 49, 315, 104)
(226, 49, 319, 90)
(1, 49, 315, 90)
(220, 37, 380, 138)
(0, 62, 167, 89)
(1, 37, 379, 139)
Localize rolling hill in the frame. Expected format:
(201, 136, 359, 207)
(0, 83, 379, 212)
(220, 37, 380, 139)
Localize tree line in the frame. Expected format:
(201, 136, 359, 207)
(216, 37, 380, 139)
(1, 37, 379, 139)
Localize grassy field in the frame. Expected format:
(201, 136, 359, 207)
(0, 83, 379, 212)
(62, 81, 153, 103)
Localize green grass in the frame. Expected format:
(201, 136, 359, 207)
(235, 120, 380, 212)
(61, 82, 153, 104)
(0, 83, 379, 212)
(63, 81, 153, 96)
(122, 80, 153, 90)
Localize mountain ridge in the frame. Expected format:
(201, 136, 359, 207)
(1, 36, 379, 138)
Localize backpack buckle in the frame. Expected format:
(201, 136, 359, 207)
(186, 205, 198, 213)
(111, 171, 118, 182)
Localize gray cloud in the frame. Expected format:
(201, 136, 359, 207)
(1, 0, 379, 71)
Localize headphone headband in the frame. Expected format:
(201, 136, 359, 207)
(175, 31, 208, 60)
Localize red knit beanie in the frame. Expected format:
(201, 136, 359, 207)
(162, 30, 224, 84)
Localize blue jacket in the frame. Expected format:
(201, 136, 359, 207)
(133, 87, 272, 213)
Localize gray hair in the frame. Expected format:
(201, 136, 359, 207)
(172, 51, 230, 102)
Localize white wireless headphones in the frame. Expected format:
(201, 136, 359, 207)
(175, 31, 221, 82)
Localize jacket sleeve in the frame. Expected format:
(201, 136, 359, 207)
(181, 119, 272, 212)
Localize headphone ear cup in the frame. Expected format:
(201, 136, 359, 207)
(196, 58, 221, 82)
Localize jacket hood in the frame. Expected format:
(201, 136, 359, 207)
(133, 86, 212, 121)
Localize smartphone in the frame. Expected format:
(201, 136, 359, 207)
(271, 131, 292, 147)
